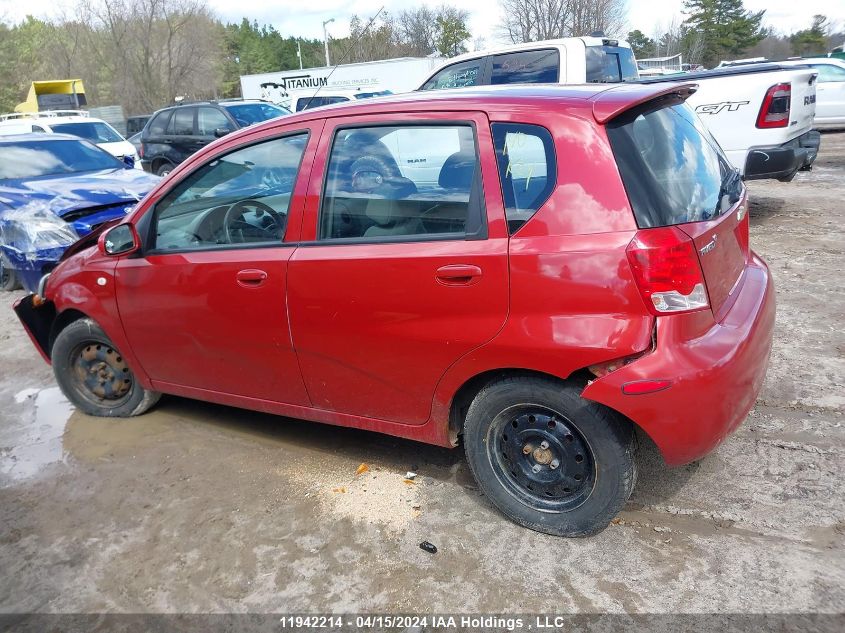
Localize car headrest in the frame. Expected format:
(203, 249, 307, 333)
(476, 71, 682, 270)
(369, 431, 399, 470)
(438, 152, 476, 190)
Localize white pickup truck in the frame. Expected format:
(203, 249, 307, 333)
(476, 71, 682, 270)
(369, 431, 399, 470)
(638, 64, 820, 181)
(418, 40, 820, 181)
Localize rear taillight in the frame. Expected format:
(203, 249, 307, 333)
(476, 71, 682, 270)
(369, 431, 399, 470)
(626, 227, 709, 315)
(756, 82, 791, 128)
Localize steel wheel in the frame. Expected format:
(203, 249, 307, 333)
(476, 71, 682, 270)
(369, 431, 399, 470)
(70, 342, 133, 406)
(488, 404, 596, 512)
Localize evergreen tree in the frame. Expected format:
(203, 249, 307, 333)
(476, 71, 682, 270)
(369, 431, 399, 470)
(790, 15, 829, 57)
(682, 0, 766, 67)
(627, 29, 655, 59)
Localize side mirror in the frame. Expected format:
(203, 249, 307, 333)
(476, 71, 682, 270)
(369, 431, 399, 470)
(123, 154, 136, 169)
(99, 224, 140, 257)
(214, 127, 232, 138)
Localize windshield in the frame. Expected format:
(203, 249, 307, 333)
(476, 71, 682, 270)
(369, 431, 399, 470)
(222, 102, 289, 126)
(0, 138, 123, 179)
(606, 102, 741, 228)
(51, 121, 125, 144)
(586, 46, 639, 82)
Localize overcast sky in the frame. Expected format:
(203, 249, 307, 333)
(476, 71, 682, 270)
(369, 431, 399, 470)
(2, 0, 844, 46)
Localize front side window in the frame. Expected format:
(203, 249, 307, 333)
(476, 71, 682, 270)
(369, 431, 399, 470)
(491, 49, 560, 85)
(492, 123, 557, 234)
(420, 59, 484, 90)
(606, 102, 741, 228)
(153, 133, 308, 250)
(295, 96, 350, 112)
(811, 64, 845, 83)
(197, 107, 233, 136)
(319, 124, 483, 241)
(221, 102, 289, 126)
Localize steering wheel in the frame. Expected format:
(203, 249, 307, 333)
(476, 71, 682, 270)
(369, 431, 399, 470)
(223, 199, 285, 243)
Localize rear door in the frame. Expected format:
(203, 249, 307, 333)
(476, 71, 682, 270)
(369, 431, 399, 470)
(287, 111, 509, 424)
(166, 106, 201, 163)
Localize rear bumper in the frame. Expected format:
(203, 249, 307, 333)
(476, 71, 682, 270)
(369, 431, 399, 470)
(744, 130, 821, 181)
(582, 254, 776, 466)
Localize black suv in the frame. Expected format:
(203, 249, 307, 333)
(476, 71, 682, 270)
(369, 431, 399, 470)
(139, 99, 289, 176)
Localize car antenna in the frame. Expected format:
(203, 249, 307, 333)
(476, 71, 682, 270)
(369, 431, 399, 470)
(302, 6, 385, 111)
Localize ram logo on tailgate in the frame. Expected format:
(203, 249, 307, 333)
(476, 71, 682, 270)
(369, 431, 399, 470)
(805, 95, 816, 105)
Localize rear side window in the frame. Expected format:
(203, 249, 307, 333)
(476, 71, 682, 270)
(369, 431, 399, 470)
(491, 49, 560, 84)
(492, 123, 556, 234)
(420, 59, 484, 90)
(606, 102, 740, 228)
(319, 124, 484, 241)
(148, 111, 171, 135)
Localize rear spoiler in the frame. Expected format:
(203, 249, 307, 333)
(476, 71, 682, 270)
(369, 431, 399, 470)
(591, 83, 698, 124)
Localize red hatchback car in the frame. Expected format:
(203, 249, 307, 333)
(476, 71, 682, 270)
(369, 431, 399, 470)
(15, 83, 775, 536)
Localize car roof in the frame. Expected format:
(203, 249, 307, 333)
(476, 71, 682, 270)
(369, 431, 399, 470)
(433, 36, 629, 67)
(242, 82, 696, 132)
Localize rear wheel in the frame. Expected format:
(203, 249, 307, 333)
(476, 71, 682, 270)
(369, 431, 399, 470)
(51, 318, 160, 417)
(155, 162, 174, 177)
(463, 376, 636, 537)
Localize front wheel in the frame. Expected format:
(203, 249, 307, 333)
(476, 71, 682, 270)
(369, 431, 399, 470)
(51, 318, 160, 417)
(155, 162, 174, 177)
(0, 261, 20, 291)
(463, 376, 636, 537)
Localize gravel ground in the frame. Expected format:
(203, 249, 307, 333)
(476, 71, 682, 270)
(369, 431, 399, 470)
(0, 134, 843, 624)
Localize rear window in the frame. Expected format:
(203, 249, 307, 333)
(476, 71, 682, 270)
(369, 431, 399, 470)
(491, 49, 560, 84)
(491, 123, 556, 234)
(0, 139, 121, 179)
(606, 102, 740, 228)
(51, 121, 124, 143)
(586, 46, 639, 83)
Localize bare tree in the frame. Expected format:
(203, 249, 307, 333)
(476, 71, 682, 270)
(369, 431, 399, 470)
(77, 0, 222, 112)
(498, 0, 627, 44)
(397, 6, 438, 56)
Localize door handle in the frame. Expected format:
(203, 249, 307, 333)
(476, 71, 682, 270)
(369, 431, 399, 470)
(435, 264, 482, 286)
(236, 269, 268, 287)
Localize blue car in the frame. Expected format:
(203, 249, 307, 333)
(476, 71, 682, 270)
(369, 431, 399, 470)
(0, 134, 160, 292)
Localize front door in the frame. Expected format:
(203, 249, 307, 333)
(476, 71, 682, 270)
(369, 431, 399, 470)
(116, 126, 319, 405)
(288, 112, 510, 424)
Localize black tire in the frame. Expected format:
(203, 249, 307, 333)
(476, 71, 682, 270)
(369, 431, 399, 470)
(155, 162, 174, 177)
(51, 318, 160, 417)
(463, 376, 636, 537)
(0, 263, 19, 291)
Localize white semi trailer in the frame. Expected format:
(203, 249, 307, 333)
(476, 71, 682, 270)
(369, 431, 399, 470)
(240, 57, 442, 111)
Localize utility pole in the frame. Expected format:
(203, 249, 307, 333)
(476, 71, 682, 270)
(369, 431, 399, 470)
(322, 18, 335, 67)
(297, 39, 303, 70)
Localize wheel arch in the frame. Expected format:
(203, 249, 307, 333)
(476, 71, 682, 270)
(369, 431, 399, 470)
(448, 367, 595, 443)
(48, 308, 89, 356)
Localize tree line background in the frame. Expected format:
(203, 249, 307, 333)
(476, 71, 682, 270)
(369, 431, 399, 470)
(0, 0, 842, 116)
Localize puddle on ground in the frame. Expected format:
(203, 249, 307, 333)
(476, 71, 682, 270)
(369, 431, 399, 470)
(1, 387, 74, 481)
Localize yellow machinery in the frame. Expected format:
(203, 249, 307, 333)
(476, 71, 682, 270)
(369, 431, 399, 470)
(15, 80, 87, 113)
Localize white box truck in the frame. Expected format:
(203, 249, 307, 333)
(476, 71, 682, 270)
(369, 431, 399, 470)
(240, 57, 442, 112)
